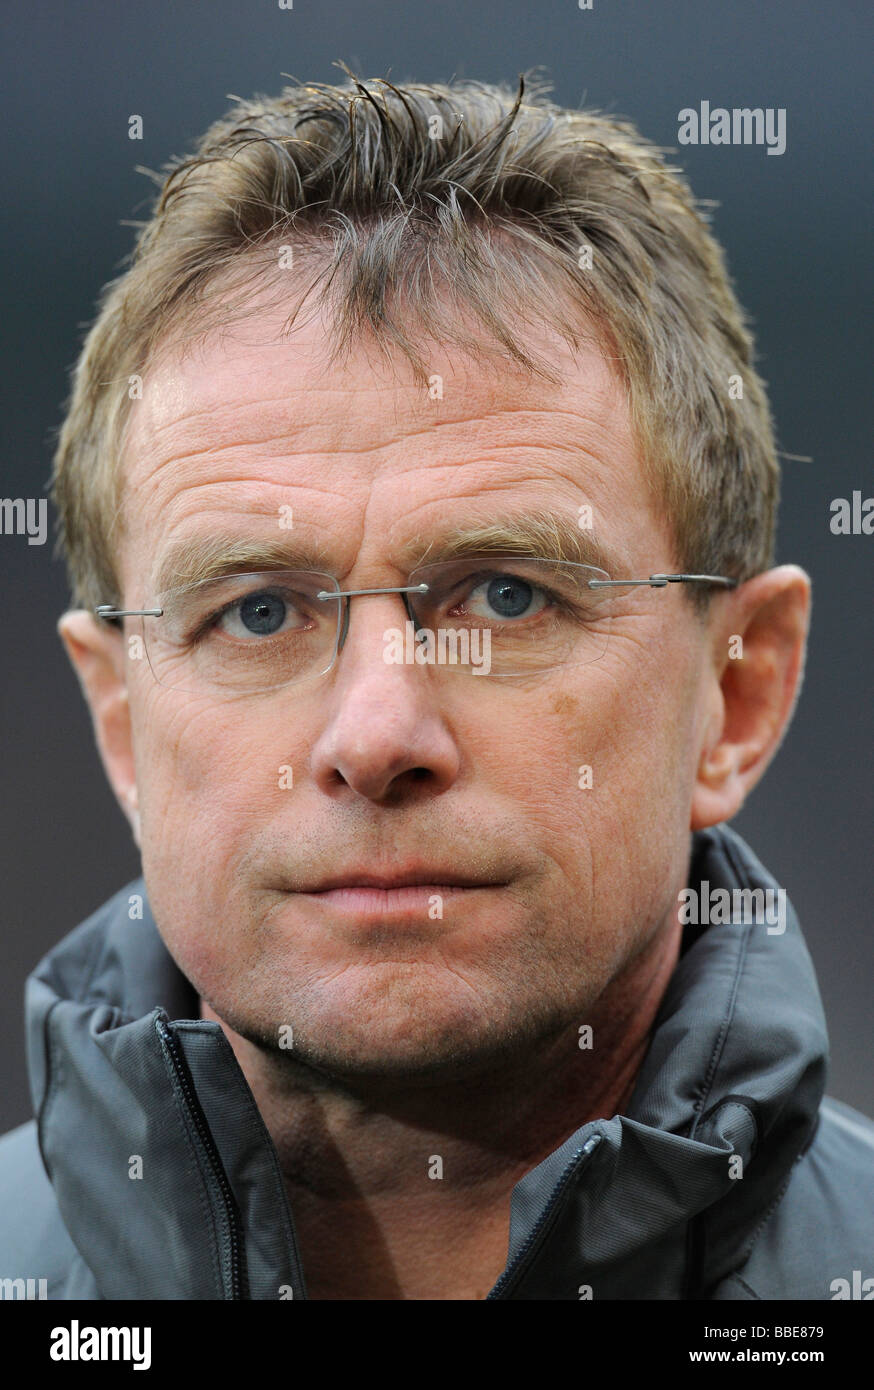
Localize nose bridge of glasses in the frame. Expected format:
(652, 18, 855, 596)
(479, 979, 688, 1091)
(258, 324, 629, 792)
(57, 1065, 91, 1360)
(316, 581, 430, 652)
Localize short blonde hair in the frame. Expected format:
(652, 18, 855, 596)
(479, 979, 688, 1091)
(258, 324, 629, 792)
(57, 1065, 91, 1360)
(51, 68, 779, 609)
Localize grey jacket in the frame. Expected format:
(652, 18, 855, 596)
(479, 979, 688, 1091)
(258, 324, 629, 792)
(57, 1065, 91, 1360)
(1, 823, 872, 1299)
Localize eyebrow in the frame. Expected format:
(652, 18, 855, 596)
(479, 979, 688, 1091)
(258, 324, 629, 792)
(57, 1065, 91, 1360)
(150, 510, 629, 596)
(397, 512, 627, 576)
(152, 534, 334, 596)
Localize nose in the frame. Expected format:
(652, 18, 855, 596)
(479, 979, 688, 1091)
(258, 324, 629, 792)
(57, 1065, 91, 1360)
(307, 593, 462, 804)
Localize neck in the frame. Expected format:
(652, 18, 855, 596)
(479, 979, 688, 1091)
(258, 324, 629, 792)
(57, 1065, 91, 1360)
(200, 919, 681, 1298)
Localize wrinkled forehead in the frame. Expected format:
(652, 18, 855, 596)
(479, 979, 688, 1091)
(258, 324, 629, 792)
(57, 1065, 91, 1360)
(115, 293, 653, 596)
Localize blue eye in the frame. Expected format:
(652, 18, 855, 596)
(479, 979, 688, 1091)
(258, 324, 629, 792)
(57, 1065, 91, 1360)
(466, 574, 548, 622)
(216, 590, 302, 640)
(486, 576, 534, 617)
(237, 592, 287, 635)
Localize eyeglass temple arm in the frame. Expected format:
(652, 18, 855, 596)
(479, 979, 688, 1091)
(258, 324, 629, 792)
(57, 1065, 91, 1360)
(95, 605, 163, 620)
(586, 574, 738, 589)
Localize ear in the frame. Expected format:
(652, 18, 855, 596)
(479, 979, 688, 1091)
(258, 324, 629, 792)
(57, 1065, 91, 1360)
(57, 610, 141, 848)
(691, 565, 811, 830)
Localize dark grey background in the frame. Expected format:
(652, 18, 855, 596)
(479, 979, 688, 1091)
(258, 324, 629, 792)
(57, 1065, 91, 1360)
(1, 0, 871, 1132)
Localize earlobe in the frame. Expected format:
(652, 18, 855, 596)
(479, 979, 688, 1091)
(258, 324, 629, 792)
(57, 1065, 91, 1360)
(58, 610, 140, 845)
(690, 566, 810, 831)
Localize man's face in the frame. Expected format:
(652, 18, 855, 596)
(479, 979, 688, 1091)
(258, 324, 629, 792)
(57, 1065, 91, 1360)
(116, 301, 711, 1080)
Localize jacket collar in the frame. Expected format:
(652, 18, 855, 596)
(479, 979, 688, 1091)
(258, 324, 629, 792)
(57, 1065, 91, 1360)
(26, 823, 827, 1298)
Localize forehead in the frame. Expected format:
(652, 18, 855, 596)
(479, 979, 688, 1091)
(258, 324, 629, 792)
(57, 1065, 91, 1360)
(118, 292, 663, 591)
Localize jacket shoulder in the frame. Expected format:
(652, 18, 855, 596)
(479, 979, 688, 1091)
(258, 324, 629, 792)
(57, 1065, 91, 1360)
(0, 1120, 87, 1297)
(713, 1097, 874, 1300)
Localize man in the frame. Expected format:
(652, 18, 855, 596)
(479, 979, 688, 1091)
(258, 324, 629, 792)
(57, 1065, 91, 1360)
(1, 70, 872, 1301)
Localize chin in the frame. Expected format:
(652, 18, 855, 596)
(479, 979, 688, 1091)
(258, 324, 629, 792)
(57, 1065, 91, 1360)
(274, 1034, 493, 1085)
(228, 965, 546, 1084)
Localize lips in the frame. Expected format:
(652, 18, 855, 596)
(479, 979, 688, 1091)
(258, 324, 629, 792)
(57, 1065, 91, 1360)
(292, 865, 506, 923)
(303, 868, 500, 893)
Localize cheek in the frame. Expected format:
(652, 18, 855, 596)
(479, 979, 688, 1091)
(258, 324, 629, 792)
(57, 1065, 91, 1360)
(540, 676, 691, 970)
(132, 692, 288, 867)
(131, 695, 302, 986)
(538, 655, 699, 874)
(450, 676, 635, 896)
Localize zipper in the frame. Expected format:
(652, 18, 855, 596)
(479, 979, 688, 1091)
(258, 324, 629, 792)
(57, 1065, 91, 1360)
(487, 1132, 603, 1299)
(156, 1017, 248, 1299)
